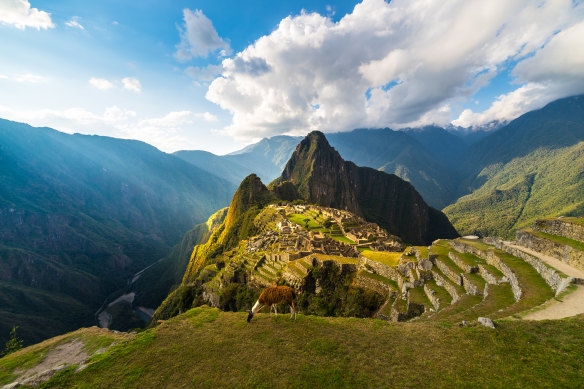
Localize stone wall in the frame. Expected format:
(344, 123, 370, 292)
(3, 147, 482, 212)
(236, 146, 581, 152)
(478, 265, 501, 285)
(359, 255, 400, 281)
(448, 251, 479, 273)
(450, 240, 488, 259)
(435, 259, 462, 286)
(390, 300, 425, 322)
(354, 273, 395, 297)
(423, 284, 440, 310)
(486, 250, 522, 301)
(501, 241, 573, 295)
(431, 270, 461, 303)
(534, 219, 584, 243)
(517, 230, 584, 272)
(460, 273, 482, 295)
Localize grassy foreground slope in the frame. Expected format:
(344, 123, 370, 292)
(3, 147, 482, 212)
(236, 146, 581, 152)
(36, 307, 584, 388)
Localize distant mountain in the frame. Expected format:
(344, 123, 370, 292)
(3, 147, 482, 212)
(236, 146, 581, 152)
(271, 131, 459, 245)
(327, 128, 461, 208)
(445, 95, 584, 238)
(177, 129, 465, 208)
(0, 119, 235, 345)
(174, 135, 301, 185)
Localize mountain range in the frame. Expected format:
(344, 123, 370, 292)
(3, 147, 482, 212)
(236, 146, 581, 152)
(2, 94, 584, 345)
(0, 119, 235, 345)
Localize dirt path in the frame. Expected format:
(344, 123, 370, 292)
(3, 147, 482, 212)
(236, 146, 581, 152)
(504, 242, 584, 278)
(12, 340, 88, 386)
(523, 285, 584, 320)
(505, 241, 584, 320)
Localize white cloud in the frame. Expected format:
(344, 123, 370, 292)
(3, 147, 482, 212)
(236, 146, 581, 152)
(204, 0, 584, 140)
(175, 9, 231, 60)
(122, 77, 142, 93)
(0, 105, 218, 152)
(65, 16, 84, 30)
(454, 19, 584, 128)
(89, 77, 114, 90)
(89, 77, 142, 92)
(15, 73, 46, 83)
(0, 0, 54, 30)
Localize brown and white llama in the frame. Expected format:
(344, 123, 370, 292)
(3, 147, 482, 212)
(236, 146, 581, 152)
(247, 285, 297, 322)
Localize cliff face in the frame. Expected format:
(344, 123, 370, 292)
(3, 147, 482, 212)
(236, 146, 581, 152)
(273, 131, 458, 244)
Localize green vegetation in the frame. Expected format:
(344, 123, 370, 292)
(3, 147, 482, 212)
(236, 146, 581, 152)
(489, 250, 554, 319)
(27, 307, 584, 388)
(297, 263, 383, 318)
(0, 327, 129, 386)
(1, 327, 23, 358)
(445, 143, 584, 239)
(361, 250, 401, 266)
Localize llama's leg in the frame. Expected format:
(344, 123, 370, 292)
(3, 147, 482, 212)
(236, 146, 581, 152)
(274, 305, 278, 316)
(269, 305, 273, 317)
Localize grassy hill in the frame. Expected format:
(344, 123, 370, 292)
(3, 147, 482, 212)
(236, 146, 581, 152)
(5, 306, 583, 388)
(446, 95, 584, 238)
(444, 143, 584, 238)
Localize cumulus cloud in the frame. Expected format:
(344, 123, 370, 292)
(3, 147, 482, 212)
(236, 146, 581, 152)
(175, 9, 231, 60)
(0, 0, 54, 30)
(89, 77, 142, 92)
(122, 77, 142, 92)
(89, 77, 114, 90)
(65, 16, 84, 30)
(204, 0, 584, 139)
(455, 18, 584, 128)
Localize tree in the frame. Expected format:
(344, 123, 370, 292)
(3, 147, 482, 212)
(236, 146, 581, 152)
(303, 218, 311, 228)
(2, 326, 23, 357)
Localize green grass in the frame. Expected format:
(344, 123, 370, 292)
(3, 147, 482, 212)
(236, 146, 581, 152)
(408, 287, 431, 307)
(326, 234, 355, 244)
(449, 284, 516, 323)
(526, 228, 584, 252)
(0, 327, 129, 386)
(287, 214, 322, 231)
(413, 246, 429, 259)
(361, 250, 401, 267)
(426, 294, 483, 323)
(489, 250, 555, 319)
(9, 307, 584, 388)
(424, 280, 452, 307)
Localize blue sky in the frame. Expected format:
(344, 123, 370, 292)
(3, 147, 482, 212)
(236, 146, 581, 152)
(1, 0, 583, 154)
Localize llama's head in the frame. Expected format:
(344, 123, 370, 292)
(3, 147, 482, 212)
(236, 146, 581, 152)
(246, 310, 254, 322)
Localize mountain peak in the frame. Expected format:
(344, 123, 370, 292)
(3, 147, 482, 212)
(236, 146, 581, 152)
(272, 132, 458, 244)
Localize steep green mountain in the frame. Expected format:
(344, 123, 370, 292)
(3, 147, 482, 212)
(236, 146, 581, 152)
(152, 174, 275, 321)
(271, 131, 458, 244)
(0, 119, 235, 345)
(445, 95, 584, 238)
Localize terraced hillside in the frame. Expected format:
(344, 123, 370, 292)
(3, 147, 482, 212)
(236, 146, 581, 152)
(155, 194, 584, 327)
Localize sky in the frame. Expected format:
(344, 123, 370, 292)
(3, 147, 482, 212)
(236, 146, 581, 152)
(1, 0, 584, 154)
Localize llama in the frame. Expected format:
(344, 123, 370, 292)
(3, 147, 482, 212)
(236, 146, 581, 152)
(247, 285, 297, 322)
